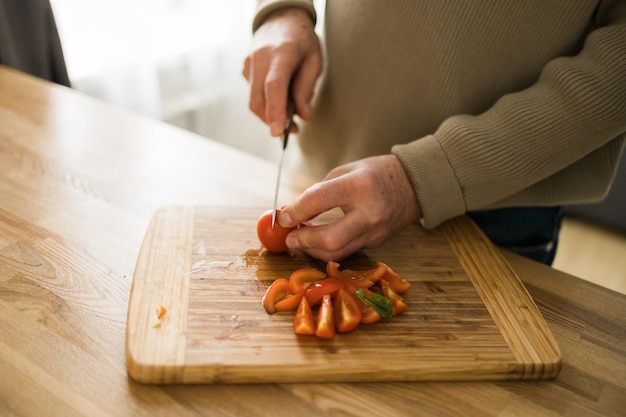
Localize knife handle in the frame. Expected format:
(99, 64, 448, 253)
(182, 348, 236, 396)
(282, 98, 295, 149)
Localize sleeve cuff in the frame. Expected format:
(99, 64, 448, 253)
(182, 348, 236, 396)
(392, 135, 466, 229)
(252, 0, 317, 32)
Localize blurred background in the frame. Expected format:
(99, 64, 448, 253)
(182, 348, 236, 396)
(50, 0, 324, 163)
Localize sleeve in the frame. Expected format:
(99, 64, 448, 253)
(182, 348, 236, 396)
(392, 1, 626, 229)
(252, 0, 316, 32)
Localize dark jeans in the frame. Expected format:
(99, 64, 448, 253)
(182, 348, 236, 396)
(467, 207, 565, 266)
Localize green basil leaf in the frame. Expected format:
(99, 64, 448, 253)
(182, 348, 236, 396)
(354, 289, 394, 319)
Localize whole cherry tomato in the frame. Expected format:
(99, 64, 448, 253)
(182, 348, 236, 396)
(256, 209, 296, 253)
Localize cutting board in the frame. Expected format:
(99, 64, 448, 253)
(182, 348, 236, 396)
(126, 206, 560, 384)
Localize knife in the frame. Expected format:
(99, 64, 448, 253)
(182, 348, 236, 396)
(271, 99, 295, 230)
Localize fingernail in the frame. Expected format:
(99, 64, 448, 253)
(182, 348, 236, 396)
(302, 103, 311, 120)
(285, 234, 299, 249)
(278, 211, 292, 227)
(270, 122, 281, 136)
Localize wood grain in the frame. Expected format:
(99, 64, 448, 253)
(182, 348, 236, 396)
(126, 206, 560, 383)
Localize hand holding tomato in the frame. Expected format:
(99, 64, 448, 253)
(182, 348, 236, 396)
(257, 209, 297, 253)
(276, 154, 423, 261)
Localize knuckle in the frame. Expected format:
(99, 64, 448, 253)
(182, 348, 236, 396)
(318, 233, 345, 253)
(264, 76, 283, 93)
(248, 96, 264, 116)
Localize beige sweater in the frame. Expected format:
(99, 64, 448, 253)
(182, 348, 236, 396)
(254, 0, 626, 228)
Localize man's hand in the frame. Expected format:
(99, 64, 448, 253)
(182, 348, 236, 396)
(243, 8, 322, 136)
(277, 155, 423, 261)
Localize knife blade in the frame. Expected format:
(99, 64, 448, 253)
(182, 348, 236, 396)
(271, 99, 295, 230)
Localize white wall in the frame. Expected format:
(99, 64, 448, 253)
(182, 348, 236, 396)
(50, 0, 288, 162)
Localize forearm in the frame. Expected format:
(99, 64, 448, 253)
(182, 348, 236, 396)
(394, 5, 626, 228)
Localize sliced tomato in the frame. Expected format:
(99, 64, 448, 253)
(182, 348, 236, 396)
(356, 302, 381, 324)
(315, 294, 335, 339)
(359, 305, 382, 324)
(305, 278, 344, 307)
(288, 267, 327, 294)
(333, 289, 362, 333)
(352, 287, 381, 323)
(379, 279, 408, 315)
(273, 289, 305, 312)
(262, 278, 290, 314)
(381, 263, 412, 293)
(293, 296, 315, 335)
(325, 261, 386, 288)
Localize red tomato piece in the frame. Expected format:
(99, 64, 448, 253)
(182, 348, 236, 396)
(274, 289, 305, 312)
(256, 209, 296, 253)
(325, 261, 386, 288)
(315, 294, 335, 339)
(288, 267, 327, 294)
(380, 263, 412, 293)
(293, 296, 315, 335)
(352, 287, 382, 323)
(379, 279, 408, 315)
(262, 278, 290, 314)
(305, 278, 344, 307)
(333, 289, 362, 333)
(359, 305, 382, 324)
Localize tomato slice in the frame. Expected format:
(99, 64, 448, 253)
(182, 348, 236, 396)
(325, 261, 385, 288)
(293, 296, 315, 335)
(305, 278, 344, 306)
(379, 279, 408, 315)
(352, 287, 382, 323)
(288, 267, 327, 294)
(273, 289, 305, 312)
(315, 294, 335, 339)
(262, 278, 290, 314)
(359, 305, 382, 324)
(381, 263, 412, 293)
(333, 289, 362, 333)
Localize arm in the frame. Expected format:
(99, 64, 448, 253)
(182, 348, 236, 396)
(279, 1, 626, 261)
(393, 1, 626, 228)
(244, 1, 321, 136)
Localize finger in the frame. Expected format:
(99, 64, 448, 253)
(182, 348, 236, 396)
(248, 54, 271, 125)
(323, 162, 356, 181)
(242, 56, 250, 81)
(278, 177, 352, 228)
(265, 57, 297, 136)
(291, 52, 322, 121)
(286, 219, 374, 262)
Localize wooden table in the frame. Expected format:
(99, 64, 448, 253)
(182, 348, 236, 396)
(0, 65, 624, 417)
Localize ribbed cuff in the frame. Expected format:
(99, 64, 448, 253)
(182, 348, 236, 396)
(392, 135, 466, 229)
(252, 0, 317, 32)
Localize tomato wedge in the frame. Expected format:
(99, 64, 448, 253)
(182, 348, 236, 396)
(333, 289, 362, 332)
(294, 296, 315, 335)
(262, 278, 290, 314)
(379, 279, 408, 315)
(288, 267, 327, 294)
(273, 289, 305, 312)
(325, 261, 385, 288)
(381, 263, 412, 293)
(315, 294, 335, 339)
(305, 278, 344, 306)
(359, 305, 382, 324)
(352, 287, 382, 323)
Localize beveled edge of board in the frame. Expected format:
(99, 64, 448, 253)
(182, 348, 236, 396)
(126, 206, 194, 383)
(442, 216, 562, 380)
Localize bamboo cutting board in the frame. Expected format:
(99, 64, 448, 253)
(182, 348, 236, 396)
(126, 206, 560, 384)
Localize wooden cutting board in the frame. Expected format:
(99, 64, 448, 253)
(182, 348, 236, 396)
(126, 206, 560, 384)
